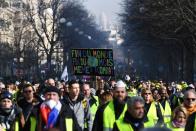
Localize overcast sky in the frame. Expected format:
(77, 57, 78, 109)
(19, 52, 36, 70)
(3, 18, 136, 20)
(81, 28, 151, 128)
(83, 0, 122, 25)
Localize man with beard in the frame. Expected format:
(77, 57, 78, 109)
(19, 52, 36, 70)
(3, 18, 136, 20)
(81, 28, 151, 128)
(113, 96, 154, 131)
(93, 80, 128, 131)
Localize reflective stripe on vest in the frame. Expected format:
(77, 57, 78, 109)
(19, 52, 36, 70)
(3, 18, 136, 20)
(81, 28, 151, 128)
(103, 101, 127, 131)
(90, 96, 99, 120)
(30, 117, 36, 131)
(1, 120, 19, 131)
(147, 102, 158, 124)
(194, 118, 196, 131)
(14, 120, 19, 131)
(65, 118, 73, 131)
(166, 122, 184, 131)
(116, 119, 134, 131)
(160, 101, 171, 123)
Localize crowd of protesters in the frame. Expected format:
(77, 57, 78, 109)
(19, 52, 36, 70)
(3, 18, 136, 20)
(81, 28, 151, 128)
(0, 75, 195, 131)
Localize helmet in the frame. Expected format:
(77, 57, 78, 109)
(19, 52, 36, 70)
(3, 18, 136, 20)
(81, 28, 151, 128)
(0, 91, 13, 100)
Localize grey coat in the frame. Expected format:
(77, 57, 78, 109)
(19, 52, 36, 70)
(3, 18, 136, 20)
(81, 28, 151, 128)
(63, 94, 93, 131)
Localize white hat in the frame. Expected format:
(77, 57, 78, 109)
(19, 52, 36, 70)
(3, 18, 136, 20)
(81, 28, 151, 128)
(115, 80, 126, 90)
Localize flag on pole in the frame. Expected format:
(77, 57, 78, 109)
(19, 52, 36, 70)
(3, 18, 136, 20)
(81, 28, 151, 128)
(61, 66, 68, 82)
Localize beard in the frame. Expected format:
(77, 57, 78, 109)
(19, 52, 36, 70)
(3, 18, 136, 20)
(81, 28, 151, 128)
(113, 97, 126, 105)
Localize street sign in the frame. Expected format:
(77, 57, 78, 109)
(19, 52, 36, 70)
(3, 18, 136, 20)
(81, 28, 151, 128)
(71, 49, 114, 76)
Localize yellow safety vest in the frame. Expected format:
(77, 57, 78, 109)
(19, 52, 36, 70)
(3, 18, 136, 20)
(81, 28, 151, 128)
(30, 117, 36, 131)
(146, 102, 158, 124)
(144, 118, 155, 128)
(90, 96, 99, 121)
(194, 118, 196, 131)
(1, 120, 19, 131)
(160, 100, 172, 123)
(30, 116, 73, 131)
(166, 122, 184, 131)
(103, 101, 127, 131)
(127, 92, 136, 97)
(116, 117, 154, 131)
(172, 96, 181, 106)
(65, 118, 73, 131)
(116, 119, 134, 131)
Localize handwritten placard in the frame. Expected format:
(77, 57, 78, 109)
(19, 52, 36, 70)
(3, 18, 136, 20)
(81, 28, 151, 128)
(71, 49, 114, 76)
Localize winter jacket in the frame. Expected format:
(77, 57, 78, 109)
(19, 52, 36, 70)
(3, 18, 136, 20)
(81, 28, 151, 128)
(23, 101, 81, 131)
(63, 94, 93, 131)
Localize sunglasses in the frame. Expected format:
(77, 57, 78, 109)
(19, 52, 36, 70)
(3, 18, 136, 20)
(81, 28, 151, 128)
(186, 98, 196, 102)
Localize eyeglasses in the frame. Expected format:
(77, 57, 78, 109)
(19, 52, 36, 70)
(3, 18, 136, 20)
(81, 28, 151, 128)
(186, 98, 196, 102)
(24, 90, 33, 93)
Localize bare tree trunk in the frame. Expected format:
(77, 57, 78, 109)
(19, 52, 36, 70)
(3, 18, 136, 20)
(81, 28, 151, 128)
(184, 44, 194, 83)
(46, 53, 52, 78)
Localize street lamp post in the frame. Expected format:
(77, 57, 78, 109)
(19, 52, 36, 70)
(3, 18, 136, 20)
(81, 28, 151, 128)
(59, 17, 73, 69)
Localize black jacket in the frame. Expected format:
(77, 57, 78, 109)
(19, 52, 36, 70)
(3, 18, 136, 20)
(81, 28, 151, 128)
(185, 112, 196, 131)
(0, 105, 23, 131)
(23, 101, 81, 131)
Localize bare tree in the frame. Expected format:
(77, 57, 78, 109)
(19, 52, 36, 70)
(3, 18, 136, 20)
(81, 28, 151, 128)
(120, 0, 196, 82)
(24, 0, 65, 77)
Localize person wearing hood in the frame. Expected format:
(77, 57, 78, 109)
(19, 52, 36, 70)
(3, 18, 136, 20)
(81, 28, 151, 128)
(63, 79, 93, 131)
(0, 91, 25, 131)
(93, 80, 128, 131)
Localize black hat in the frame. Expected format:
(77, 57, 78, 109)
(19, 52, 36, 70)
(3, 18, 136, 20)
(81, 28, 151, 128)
(0, 91, 13, 100)
(44, 86, 60, 96)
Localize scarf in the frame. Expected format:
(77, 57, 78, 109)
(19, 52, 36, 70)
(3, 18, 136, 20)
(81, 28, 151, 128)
(40, 100, 62, 128)
(184, 104, 196, 116)
(172, 120, 185, 128)
(0, 107, 15, 130)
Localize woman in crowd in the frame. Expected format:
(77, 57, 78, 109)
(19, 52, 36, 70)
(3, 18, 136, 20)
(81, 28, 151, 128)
(166, 106, 188, 131)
